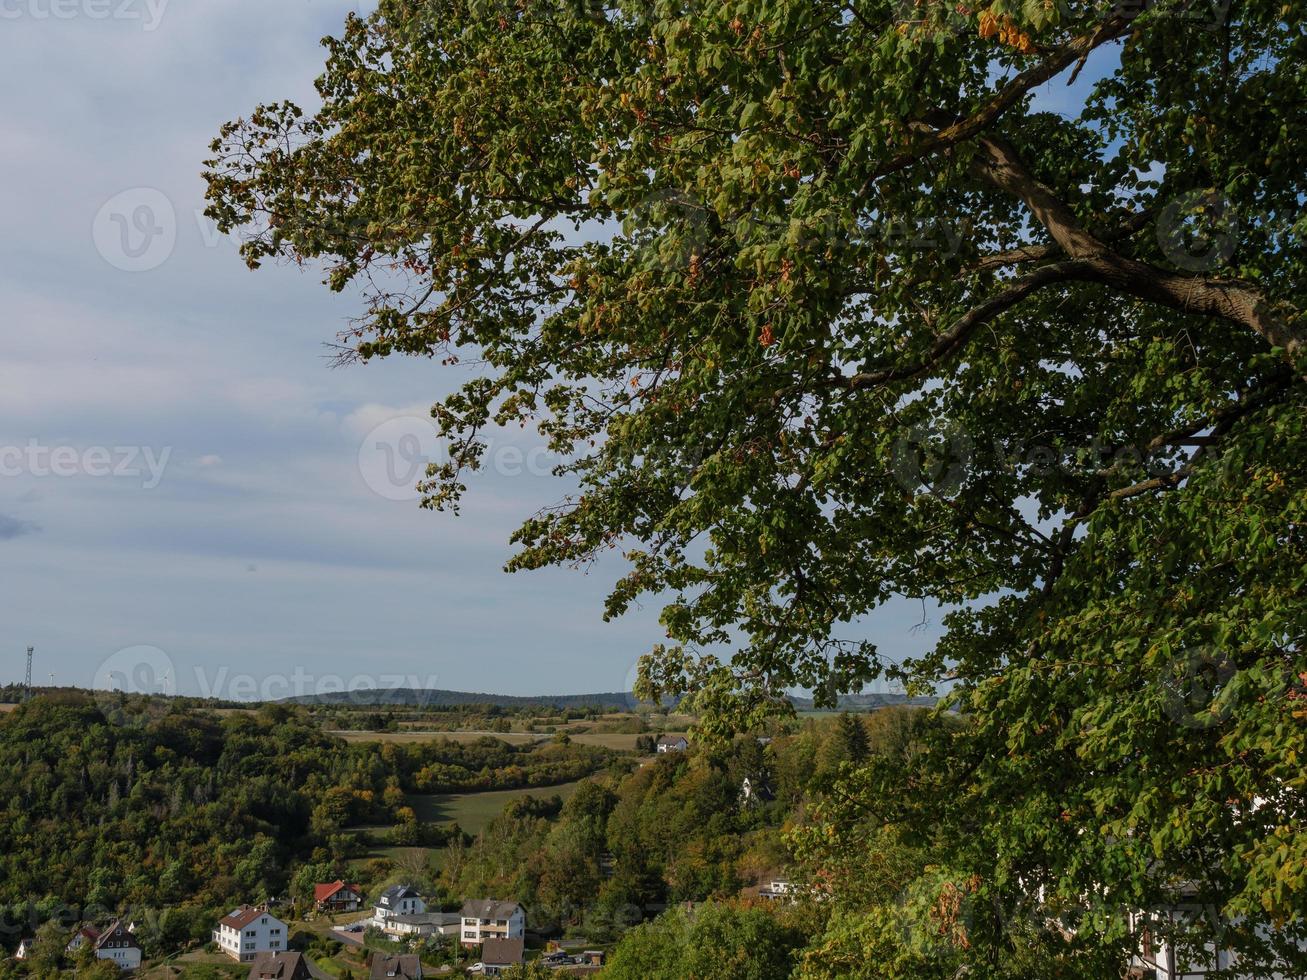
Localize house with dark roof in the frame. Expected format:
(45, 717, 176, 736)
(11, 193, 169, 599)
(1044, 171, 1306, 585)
(213, 905, 289, 962)
(656, 734, 689, 753)
(459, 900, 525, 947)
(373, 885, 426, 926)
(92, 921, 142, 971)
(314, 879, 363, 912)
(369, 952, 423, 979)
(476, 937, 524, 977)
(247, 951, 313, 980)
(378, 911, 460, 939)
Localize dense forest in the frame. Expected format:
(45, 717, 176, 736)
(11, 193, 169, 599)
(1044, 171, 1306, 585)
(0, 693, 618, 959)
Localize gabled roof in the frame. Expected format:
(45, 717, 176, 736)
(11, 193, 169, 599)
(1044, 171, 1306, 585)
(369, 953, 423, 979)
(314, 879, 360, 902)
(220, 905, 272, 930)
(480, 937, 524, 966)
(93, 921, 140, 952)
(378, 884, 423, 905)
(248, 952, 313, 980)
(657, 734, 689, 745)
(460, 899, 522, 920)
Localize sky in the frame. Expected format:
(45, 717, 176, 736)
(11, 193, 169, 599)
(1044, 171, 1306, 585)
(0, 1, 1117, 700)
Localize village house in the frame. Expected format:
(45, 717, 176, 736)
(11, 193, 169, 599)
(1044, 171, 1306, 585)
(67, 925, 101, 954)
(92, 921, 143, 971)
(247, 951, 313, 980)
(759, 879, 797, 901)
(459, 900, 525, 947)
(373, 884, 426, 926)
(379, 911, 460, 939)
(213, 905, 289, 962)
(369, 952, 424, 979)
(472, 937, 524, 977)
(313, 880, 363, 913)
(656, 735, 689, 753)
(15, 938, 34, 960)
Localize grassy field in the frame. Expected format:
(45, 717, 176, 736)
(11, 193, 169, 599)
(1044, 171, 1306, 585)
(410, 780, 586, 835)
(140, 951, 248, 978)
(0, 704, 16, 713)
(341, 779, 591, 876)
(568, 730, 689, 750)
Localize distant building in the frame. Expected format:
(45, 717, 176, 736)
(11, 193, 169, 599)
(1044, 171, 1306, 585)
(656, 735, 689, 753)
(314, 880, 363, 913)
(15, 938, 34, 960)
(374, 885, 426, 926)
(476, 937, 524, 977)
(759, 879, 798, 902)
(213, 905, 289, 962)
(248, 951, 313, 980)
(459, 900, 525, 947)
(92, 921, 142, 971)
(369, 953, 423, 979)
(740, 776, 775, 808)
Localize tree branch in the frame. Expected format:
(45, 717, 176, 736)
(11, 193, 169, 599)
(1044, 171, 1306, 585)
(971, 136, 1307, 366)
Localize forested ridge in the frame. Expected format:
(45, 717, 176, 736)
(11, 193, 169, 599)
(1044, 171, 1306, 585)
(0, 694, 615, 931)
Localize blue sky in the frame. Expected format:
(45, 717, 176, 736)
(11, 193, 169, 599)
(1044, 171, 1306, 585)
(0, 1, 1117, 699)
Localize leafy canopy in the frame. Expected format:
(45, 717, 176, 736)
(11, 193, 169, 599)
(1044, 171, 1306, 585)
(205, 0, 1307, 963)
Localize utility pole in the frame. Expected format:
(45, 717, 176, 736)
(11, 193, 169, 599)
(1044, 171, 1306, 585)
(23, 646, 33, 701)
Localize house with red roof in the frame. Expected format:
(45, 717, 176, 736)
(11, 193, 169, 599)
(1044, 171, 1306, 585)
(314, 880, 363, 913)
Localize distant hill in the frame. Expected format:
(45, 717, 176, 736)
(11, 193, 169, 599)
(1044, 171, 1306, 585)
(281, 687, 934, 711)
(281, 688, 652, 710)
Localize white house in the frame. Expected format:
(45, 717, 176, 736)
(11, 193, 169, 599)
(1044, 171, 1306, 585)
(459, 900, 525, 947)
(213, 905, 289, 962)
(15, 938, 34, 960)
(92, 921, 142, 971)
(656, 735, 689, 753)
(380, 912, 460, 939)
(373, 885, 426, 926)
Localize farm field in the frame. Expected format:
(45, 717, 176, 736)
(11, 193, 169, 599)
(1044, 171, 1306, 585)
(410, 780, 586, 836)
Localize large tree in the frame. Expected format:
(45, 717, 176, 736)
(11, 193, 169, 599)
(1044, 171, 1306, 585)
(205, 0, 1306, 970)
